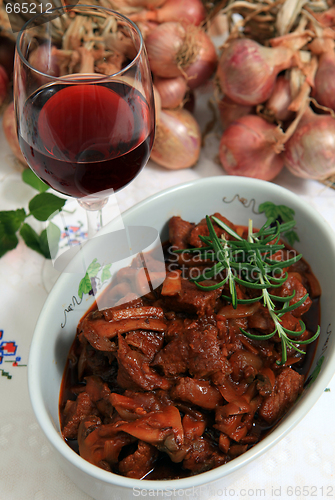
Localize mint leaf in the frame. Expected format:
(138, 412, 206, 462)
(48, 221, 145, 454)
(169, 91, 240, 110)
(87, 258, 101, 279)
(259, 202, 295, 223)
(20, 222, 62, 259)
(29, 193, 66, 221)
(78, 273, 92, 299)
(276, 205, 295, 222)
(259, 201, 299, 246)
(0, 224, 19, 257)
(39, 222, 61, 259)
(284, 230, 299, 247)
(101, 264, 112, 283)
(22, 169, 49, 193)
(0, 209, 26, 233)
(20, 223, 43, 255)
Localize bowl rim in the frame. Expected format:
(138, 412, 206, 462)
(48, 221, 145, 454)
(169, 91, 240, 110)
(28, 176, 335, 491)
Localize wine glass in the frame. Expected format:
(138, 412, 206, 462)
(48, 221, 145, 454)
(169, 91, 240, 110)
(14, 4, 155, 247)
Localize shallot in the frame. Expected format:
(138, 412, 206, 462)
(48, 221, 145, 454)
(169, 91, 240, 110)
(2, 102, 27, 166)
(151, 108, 201, 169)
(216, 38, 296, 106)
(130, 0, 206, 26)
(218, 96, 252, 130)
(265, 75, 294, 122)
(145, 22, 217, 89)
(219, 115, 285, 180)
(314, 49, 335, 111)
(284, 107, 335, 180)
(154, 75, 188, 108)
(28, 44, 60, 78)
(153, 85, 162, 120)
(123, 0, 166, 7)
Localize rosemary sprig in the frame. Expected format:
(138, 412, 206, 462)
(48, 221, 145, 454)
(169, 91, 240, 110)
(176, 215, 320, 365)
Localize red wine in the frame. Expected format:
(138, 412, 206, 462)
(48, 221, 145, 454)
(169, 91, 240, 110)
(18, 80, 155, 198)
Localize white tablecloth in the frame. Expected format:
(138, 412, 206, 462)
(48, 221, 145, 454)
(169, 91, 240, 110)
(0, 96, 335, 500)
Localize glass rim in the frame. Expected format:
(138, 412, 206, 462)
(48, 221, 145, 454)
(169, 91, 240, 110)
(15, 4, 145, 83)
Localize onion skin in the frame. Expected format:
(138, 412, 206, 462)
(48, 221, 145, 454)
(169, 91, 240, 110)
(154, 75, 188, 108)
(2, 102, 27, 166)
(183, 30, 218, 90)
(151, 108, 201, 169)
(219, 115, 284, 181)
(217, 38, 294, 106)
(314, 50, 335, 111)
(125, 0, 166, 7)
(28, 44, 60, 79)
(130, 0, 206, 26)
(153, 85, 162, 120)
(145, 23, 217, 88)
(218, 95, 252, 130)
(145, 22, 184, 78)
(284, 107, 335, 180)
(265, 75, 294, 122)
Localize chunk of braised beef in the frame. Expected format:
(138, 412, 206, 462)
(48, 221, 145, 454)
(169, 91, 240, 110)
(78, 315, 118, 352)
(153, 320, 228, 380)
(247, 307, 275, 334)
(188, 213, 237, 248)
(272, 273, 312, 317)
(168, 216, 194, 250)
(62, 392, 98, 439)
(152, 335, 189, 377)
(84, 376, 114, 419)
(125, 330, 164, 361)
(182, 436, 227, 473)
(259, 368, 304, 424)
(77, 341, 116, 382)
(161, 278, 222, 317)
(117, 334, 170, 391)
(119, 441, 159, 479)
(110, 391, 168, 421)
(186, 324, 224, 378)
(171, 377, 223, 410)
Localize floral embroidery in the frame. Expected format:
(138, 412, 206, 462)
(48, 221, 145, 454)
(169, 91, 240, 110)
(0, 330, 26, 379)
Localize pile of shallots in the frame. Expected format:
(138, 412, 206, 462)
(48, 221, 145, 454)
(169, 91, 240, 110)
(134, 0, 335, 181)
(132, 0, 217, 169)
(215, 3, 335, 182)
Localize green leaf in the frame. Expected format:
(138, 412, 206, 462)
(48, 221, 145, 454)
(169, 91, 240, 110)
(259, 202, 295, 222)
(101, 264, 112, 283)
(20, 223, 44, 256)
(86, 258, 101, 278)
(78, 273, 92, 299)
(284, 229, 300, 246)
(39, 222, 61, 259)
(29, 193, 66, 221)
(277, 205, 296, 222)
(22, 169, 49, 192)
(0, 224, 19, 257)
(0, 209, 26, 233)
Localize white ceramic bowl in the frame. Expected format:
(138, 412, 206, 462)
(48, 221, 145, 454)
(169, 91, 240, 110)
(28, 177, 335, 500)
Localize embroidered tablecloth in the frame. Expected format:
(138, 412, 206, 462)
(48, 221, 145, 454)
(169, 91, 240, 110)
(0, 99, 335, 500)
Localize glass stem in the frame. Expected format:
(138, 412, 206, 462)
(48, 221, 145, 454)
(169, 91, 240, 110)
(77, 197, 108, 239)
